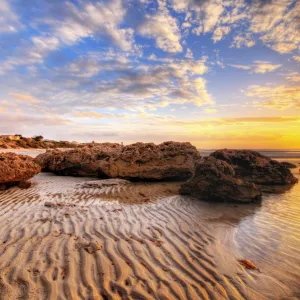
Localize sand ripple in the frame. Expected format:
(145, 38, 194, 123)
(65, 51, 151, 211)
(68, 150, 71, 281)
(0, 170, 300, 299)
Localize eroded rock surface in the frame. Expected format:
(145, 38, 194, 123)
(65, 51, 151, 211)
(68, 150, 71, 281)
(0, 152, 40, 189)
(210, 149, 298, 185)
(100, 142, 200, 180)
(35, 142, 200, 181)
(180, 157, 262, 203)
(280, 162, 297, 169)
(34, 143, 121, 177)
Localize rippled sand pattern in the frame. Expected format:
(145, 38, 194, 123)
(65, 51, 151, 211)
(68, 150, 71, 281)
(0, 167, 300, 299)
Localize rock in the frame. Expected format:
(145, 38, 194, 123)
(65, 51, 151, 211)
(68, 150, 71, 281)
(210, 149, 298, 185)
(77, 178, 131, 189)
(179, 157, 261, 203)
(35, 141, 200, 181)
(44, 202, 76, 208)
(280, 161, 297, 169)
(238, 259, 258, 270)
(34, 143, 121, 177)
(34, 148, 61, 170)
(0, 152, 40, 189)
(100, 141, 200, 180)
(18, 181, 32, 189)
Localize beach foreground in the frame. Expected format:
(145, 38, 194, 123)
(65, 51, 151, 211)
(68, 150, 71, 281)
(0, 151, 300, 299)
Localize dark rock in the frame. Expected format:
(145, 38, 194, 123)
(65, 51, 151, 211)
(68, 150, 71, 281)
(280, 161, 297, 169)
(18, 181, 32, 189)
(180, 157, 262, 203)
(210, 149, 298, 185)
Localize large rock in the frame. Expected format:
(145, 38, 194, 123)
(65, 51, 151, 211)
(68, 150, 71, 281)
(179, 157, 261, 203)
(34, 141, 200, 180)
(100, 141, 200, 180)
(210, 149, 298, 185)
(0, 152, 41, 189)
(34, 143, 120, 177)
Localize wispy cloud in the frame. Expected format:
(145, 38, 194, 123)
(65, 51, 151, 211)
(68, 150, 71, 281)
(246, 84, 300, 110)
(0, 0, 21, 33)
(229, 61, 282, 73)
(9, 93, 40, 104)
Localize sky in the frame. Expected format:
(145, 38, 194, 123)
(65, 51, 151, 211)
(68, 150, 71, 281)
(0, 0, 299, 149)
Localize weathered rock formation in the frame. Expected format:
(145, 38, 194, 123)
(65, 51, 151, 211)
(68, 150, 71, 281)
(180, 157, 261, 203)
(210, 149, 298, 185)
(280, 161, 297, 169)
(100, 142, 200, 180)
(0, 152, 41, 190)
(34, 141, 200, 180)
(34, 143, 120, 177)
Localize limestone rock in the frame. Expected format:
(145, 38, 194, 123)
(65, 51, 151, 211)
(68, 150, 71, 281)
(210, 149, 298, 185)
(0, 152, 40, 189)
(100, 141, 200, 180)
(180, 157, 262, 203)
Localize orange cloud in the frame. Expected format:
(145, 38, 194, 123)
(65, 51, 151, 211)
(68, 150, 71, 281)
(9, 92, 40, 103)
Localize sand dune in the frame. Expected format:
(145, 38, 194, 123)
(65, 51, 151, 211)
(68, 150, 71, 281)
(0, 168, 300, 299)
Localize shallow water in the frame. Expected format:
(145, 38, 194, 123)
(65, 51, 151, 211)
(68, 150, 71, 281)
(0, 150, 299, 299)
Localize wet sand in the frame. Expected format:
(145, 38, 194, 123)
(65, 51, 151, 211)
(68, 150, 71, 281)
(0, 152, 300, 299)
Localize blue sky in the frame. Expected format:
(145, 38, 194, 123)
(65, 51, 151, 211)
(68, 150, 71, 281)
(0, 0, 299, 148)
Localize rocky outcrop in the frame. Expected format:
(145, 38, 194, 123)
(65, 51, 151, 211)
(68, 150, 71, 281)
(34, 143, 121, 177)
(280, 162, 297, 169)
(0, 152, 41, 190)
(180, 157, 261, 203)
(210, 149, 298, 185)
(100, 142, 200, 180)
(34, 142, 200, 181)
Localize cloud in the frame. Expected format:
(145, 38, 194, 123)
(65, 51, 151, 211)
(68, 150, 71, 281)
(48, 0, 134, 51)
(229, 61, 281, 73)
(286, 72, 300, 83)
(204, 108, 217, 113)
(137, 1, 182, 53)
(0, 0, 136, 75)
(168, 116, 300, 126)
(185, 48, 194, 59)
(212, 26, 231, 42)
(229, 64, 252, 70)
(246, 84, 300, 110)
(0, 35, 61, 73)
(9, 92, 40, 103)
(230, 33, 256, 48)
(73, 111, 128, 119)
(254, 0, 300, 53)
(252, 61, 282, 73)
(0, 0, 21, 33)
(200, 1, 225, 34)
(292, 56, 300, 62)
(0, 112, 71, 127)
(171, 0, 225, 36)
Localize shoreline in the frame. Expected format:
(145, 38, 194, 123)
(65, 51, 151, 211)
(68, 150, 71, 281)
(0, 167, 299, 299)
(0, 149, 300, 299)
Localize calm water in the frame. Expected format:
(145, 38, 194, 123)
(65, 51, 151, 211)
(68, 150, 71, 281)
(200, 149, 300, 159)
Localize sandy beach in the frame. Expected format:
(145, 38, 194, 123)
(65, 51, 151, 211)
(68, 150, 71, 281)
(0, 150, 299, 299)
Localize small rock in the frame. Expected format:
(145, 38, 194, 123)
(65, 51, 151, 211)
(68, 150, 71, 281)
(18, 181, 31, 189)
(238, 259, 258, 270)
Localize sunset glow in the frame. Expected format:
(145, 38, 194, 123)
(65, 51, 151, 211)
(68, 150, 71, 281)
(0, 0, 299, 148)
